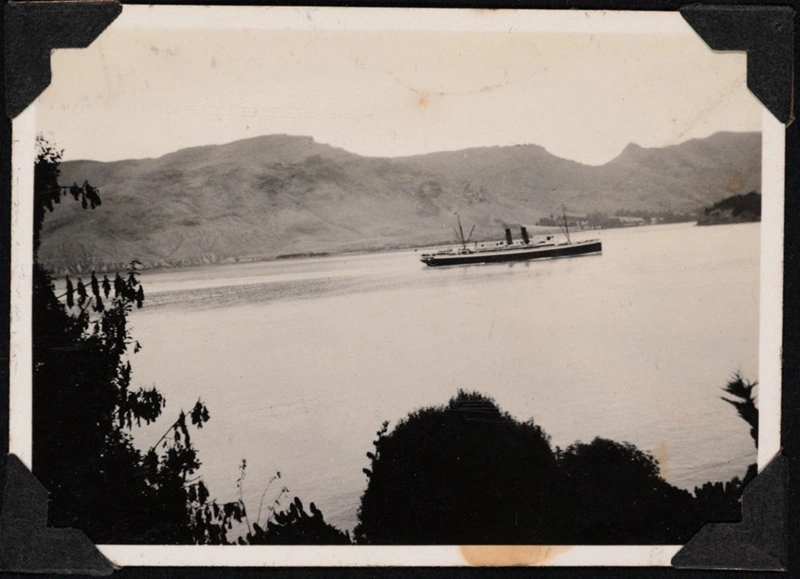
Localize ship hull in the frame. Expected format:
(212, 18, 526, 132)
(421, 240, 602, 267)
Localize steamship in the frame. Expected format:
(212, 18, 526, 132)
(420, 213, 602, 268)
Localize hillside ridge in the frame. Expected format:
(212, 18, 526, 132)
(40, 131, 761, 272)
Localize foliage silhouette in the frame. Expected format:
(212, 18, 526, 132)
(247, 497, 350, 545)
(558, 438, 700, 543)
(690, 371, 759, 525)
(693, 476, 750, 524)
(721, 371, 759, 447)
(32, 138, 244, 544)
(355, 390, 562, 544)
(356, 383, 758, 545)
(228, 461, 349, 545)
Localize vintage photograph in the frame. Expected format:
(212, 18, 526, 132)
(15, 5, 780, 563)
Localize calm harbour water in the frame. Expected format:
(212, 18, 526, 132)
(129, 222, 760, 533)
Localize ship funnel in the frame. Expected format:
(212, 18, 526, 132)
(504, 228, 513, 245)
(520, 226, 530, 244)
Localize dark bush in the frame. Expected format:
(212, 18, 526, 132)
(558, 438, 701, 543)
(248, 497, 350, 545)
(355, 390, 562, 544)
(354, 391, 744, 545)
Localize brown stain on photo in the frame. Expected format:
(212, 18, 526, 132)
(460, 545, 571, 566)
(653, 440, 670, 480)
(726, 169, 744, 192)
(417, 92, 431, 109)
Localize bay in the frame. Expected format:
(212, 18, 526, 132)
(129, 221, 760, 533)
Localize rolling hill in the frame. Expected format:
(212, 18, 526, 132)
(40, 131, 761, 272)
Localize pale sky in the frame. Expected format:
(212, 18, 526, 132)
(36, 7, 762, 165)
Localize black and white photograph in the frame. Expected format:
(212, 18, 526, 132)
(9, 5, 785, 566)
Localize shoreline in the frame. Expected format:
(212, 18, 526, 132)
(42, 221, 699, 277)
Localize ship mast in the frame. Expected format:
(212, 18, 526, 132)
(561, 205, 572, 244)
(456, 213, 467, 251)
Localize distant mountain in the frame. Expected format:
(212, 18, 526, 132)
(41, 132, 761, 272)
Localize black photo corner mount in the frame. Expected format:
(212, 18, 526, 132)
(680, 4, 795, 125)
(0, 454, 114, 575)
(4, 0, 122, 119)
(672, 455, 788, 570)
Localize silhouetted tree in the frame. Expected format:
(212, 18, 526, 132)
(247, 497, 350, 545)
(354, 390, 562, 544)
(558, 438, 701, 543)
(692, 372, 759, 524)
(721, 371, 758, 447)
(32, 138, 243, 543)
(354, 386, 757, 545)
(693, 477, 748, 523)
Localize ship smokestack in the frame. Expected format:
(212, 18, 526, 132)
(520, 226, 530, 244)
(504, 228, 513, 245)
